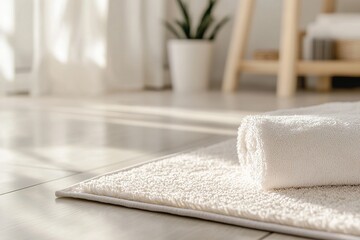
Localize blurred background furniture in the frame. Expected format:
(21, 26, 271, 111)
(223, 0, 360, 97)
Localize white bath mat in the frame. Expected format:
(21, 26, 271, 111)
(56, 139, 360, 240)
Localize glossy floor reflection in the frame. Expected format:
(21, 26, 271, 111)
(1, 90, 358, 240)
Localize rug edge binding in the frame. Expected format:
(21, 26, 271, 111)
(55, 189, 359, 240)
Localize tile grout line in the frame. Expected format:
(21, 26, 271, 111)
(0, 172, 80, 196)
(5, 104, 241, 130)
(2, 162, 80, 173)
(0, 136, 229, 197)
(82, 135, 230, 173)
(258, 232, 273, 240)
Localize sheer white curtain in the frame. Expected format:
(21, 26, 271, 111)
(32, 0, 169, 96)
(0, 0, 34, 94)
(0, 0, 15, 93)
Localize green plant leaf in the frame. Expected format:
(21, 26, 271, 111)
(175, 20, 191, 38)
(196, 0, 216, 36)
(176, 0, 192, 38)
(195, 15, 214, 39)
(208, 16, 230, 40)
(163, 21, 182, 38)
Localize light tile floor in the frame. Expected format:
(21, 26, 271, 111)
(1, 90, 359, 240)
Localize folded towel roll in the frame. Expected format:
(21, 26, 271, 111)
(237, 102, 360, 189)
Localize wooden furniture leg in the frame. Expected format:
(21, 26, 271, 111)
(316, 0, 336, 92)
(317, 76, 332, 91)
(222, 0, 255, 92)
(322, 0, 336, 12)
(277, 0, 300, 97)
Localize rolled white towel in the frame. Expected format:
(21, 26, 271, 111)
(237, 102, 360, 190)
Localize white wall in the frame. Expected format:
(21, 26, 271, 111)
(183, 0, 360, 89)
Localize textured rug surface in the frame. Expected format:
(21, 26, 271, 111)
(57, 139, 360, 239)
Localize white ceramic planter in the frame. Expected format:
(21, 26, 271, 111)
(168, 40, 214, 93)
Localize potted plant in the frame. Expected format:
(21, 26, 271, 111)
(165, 0, 229, 93)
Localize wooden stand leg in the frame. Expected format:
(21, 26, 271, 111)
(322, 0, 336, 12)
(277, 0, 300, 97)
(314, 0, 336, 92)
(317, 76, 332, 92)
(222, 0, 255, 92)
